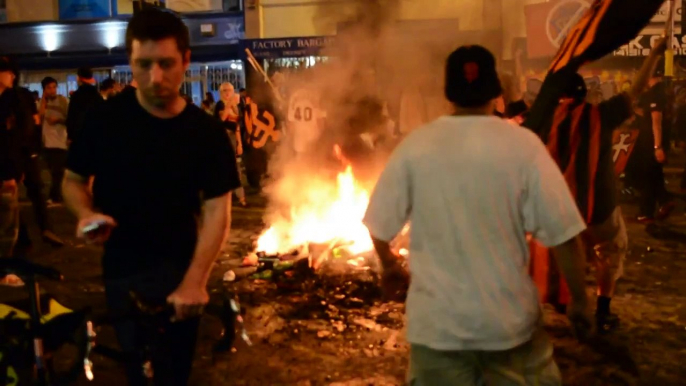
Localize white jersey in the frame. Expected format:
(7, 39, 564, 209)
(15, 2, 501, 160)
(287, 88, 324, 153)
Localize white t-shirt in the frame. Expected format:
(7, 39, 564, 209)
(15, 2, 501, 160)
(287, 88, 324, 153)
(42, 95, 69, 150)
(363, 115, 586, 351)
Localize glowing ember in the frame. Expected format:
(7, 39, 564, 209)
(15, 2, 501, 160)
(256, 166, 373, 259)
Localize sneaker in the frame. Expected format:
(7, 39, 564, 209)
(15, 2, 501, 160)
(656, 201, 676, 221)
(42, 230, 65, 247)
(0, 274, 25, 287)
(596, 312, 620, 334)
(637, 216, 655, 224)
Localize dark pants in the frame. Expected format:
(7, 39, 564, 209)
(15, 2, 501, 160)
(0, 186, 19, 258)
(43, 148, 67, 202)
(18, 153, 50, 231)
(627, 129, 671, 218)
(638, 156, 670, 217)
(105, 269, 199, 386)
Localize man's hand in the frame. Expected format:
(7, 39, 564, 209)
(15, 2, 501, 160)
(655, 147, 666, 163)
(568, 298, 593, 342)
(381, 260, 409, 302)
(167, 283, 209, 321)
(236, 143, 243, 156)
(76, 213, 117, 244)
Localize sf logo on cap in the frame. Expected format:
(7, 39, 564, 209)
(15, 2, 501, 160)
(464, 62, 479, 83)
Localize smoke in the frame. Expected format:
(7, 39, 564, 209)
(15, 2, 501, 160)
(257, 0, 479, 238)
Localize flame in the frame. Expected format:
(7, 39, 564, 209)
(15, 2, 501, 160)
(256, 165, 373, 257)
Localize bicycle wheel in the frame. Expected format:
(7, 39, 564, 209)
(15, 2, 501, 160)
(41, 309, 92, 385)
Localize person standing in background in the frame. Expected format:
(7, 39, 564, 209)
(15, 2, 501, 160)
(215, 82, 247, 207)
(66, 67, 102, 142)
(203, 91, 215, 113)
(12, 71, 64, 251)
(0, 56, 29, 285)
(100, 78, 117, 100)
(39, 77, 69, 205)
(627, 67, 676, 223)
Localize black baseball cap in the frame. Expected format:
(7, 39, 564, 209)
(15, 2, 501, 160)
(445, 45, 502, 108)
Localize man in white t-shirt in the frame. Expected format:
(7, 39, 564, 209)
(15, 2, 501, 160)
(363, 45, 592, 385)
(39, 77, 69, 204)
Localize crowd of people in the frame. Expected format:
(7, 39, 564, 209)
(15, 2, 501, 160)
(0, 4, 683, 386)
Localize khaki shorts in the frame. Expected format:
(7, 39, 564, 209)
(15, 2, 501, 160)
(584, 206, 628, 281)
(408, 326, 561, 386)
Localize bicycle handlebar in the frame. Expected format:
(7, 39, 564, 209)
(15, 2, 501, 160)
(0, 258, 63, 281)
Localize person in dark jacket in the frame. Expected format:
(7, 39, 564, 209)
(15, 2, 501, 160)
(66, 67, 103, 142)
(0, 57, 29, 285)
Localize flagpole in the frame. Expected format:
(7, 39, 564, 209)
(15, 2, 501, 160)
(665, 0, 676, 151)
(665, 0, 675, 78)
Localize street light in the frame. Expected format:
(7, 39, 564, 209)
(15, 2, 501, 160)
(38, 25, 61, 56)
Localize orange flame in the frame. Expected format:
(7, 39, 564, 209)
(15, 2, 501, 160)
(256, 165, 373, 257)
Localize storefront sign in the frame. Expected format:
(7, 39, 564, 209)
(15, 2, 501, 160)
(613, 34, 686, 56)
(243, 37, 335, 59)
(525, 0, 681, 58)
(59, 0, 112, 20)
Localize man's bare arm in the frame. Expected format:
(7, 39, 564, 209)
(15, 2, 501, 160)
(551, 235, 589, 304)
(180, 193, 231, 288)
(63, 170, 95, 220)
(652, 111, 663, 146)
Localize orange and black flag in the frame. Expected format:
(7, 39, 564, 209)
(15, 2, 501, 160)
(524, 0, 664, 133)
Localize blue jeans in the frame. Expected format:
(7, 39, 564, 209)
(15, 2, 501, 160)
(105, 267, 199, 386)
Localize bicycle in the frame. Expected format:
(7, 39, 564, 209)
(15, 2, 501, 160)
(0, 258, 248, 385)
(0, 258, 92, 386)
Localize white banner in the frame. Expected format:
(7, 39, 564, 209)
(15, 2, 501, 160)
(614, 34, 686, 57)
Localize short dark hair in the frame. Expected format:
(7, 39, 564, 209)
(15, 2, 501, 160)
(562, 73, 588, 101)
(77, 67, 93, 79)
(100, 77, 116, 91)
(125, 8, 190, 56)
(41, 76, 58, 89)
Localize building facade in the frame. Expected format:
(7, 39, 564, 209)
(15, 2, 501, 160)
(0, 0, 246, 103)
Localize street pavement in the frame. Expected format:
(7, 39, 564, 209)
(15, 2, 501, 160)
(1, 175, 686, 385)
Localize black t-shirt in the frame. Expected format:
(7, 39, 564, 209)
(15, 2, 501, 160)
(637, 83, 669, 148)
(0, 88, 33, 180)
(214, 100, 238, 132)
(592, 93, 632, 224)
(67, 91, 240, 279)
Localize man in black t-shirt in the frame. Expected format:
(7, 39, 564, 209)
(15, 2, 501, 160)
(63, 9, 240, 385)
(0, 57, 24, 286)
(627, 71, 675, 222)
